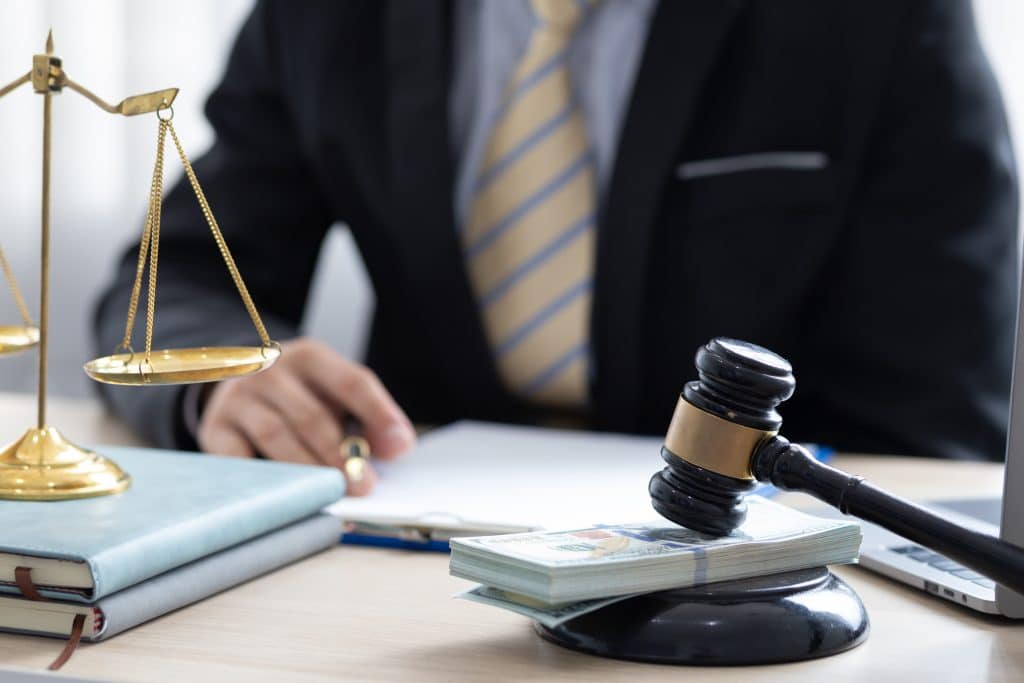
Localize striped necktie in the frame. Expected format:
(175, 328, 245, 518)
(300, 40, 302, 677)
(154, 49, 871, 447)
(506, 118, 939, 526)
(463, 0, 596, 407)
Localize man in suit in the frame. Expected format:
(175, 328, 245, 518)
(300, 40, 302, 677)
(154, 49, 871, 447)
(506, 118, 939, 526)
(94, 0, 1018, 494)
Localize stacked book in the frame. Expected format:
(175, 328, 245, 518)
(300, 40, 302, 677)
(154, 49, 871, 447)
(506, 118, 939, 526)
(450, 496, 862, 626)
(0, 445, 344, 645)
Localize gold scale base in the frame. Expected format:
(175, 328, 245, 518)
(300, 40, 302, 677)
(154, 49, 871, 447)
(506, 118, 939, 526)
(0, 426, 130, 500)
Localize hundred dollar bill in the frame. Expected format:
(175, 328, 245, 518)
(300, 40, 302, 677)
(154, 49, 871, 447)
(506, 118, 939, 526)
(456, 585, 638, 628)
(452, 497, 854, 567)
(449, 496, 862, 604)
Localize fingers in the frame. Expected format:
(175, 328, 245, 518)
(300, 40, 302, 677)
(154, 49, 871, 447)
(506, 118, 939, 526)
(199, 382, 379, 493)
(229, 400, 320, 466)
(198, 421, 254, 458)
(196, 337, 413, 497)
(259, 369, 344, 463)
(294, 343, 416, 459)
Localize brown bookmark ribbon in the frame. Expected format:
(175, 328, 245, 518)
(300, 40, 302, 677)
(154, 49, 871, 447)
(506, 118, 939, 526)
(14, 566, 86, 670)
(48, 614, 85, 670)
(14, 566, 46, 601)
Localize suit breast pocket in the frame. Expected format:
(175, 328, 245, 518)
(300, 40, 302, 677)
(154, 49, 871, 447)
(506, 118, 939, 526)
(674, 152, 839, 226)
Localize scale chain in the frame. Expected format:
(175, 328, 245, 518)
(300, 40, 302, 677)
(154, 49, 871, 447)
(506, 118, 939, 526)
(166, 120, 272, 348)
(143, 120, 166, 363)
(119, 113, 273, 367)
(0, 244, 34, 327)
(120, 119, 167, 361)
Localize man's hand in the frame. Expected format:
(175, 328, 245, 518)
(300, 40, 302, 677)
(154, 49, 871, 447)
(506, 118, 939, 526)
(197, 337, 416, 495)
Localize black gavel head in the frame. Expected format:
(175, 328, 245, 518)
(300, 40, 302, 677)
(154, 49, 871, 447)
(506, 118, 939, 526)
(649, 338, 796, 536)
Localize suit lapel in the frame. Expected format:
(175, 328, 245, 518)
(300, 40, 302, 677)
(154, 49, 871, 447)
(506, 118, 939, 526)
(594, 0, 744, 431)
(385, 1, 512, 416)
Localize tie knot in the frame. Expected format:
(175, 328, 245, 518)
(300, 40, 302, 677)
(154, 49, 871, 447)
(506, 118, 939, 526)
(531, 0, 587, 32)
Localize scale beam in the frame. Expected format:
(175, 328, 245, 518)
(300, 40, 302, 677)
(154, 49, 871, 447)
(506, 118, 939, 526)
(0, 72, 30, 100)
(18, 30, 179, 115)
(64, 80, 179, 116)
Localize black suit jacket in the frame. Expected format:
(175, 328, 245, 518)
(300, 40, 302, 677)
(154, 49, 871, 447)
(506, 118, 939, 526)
(94, 0, 1018, 460)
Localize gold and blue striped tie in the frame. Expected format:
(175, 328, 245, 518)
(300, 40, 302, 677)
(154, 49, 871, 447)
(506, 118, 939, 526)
(464, 0, 595, 407)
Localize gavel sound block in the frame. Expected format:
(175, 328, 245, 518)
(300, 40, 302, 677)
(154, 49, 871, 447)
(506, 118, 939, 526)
(540, 338, 1024, 664)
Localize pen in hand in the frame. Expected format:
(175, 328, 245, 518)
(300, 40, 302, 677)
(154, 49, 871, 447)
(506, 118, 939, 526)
(340, 434, 372, 485)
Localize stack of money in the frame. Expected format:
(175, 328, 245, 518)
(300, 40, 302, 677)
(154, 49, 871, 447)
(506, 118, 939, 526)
(451, 497, 861, 626)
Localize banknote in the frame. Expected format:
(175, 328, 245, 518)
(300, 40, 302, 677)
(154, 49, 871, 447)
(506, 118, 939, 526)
(451, 496, 851, 568)
(449, 496, 862, 604)
(455, 585, 638, 628)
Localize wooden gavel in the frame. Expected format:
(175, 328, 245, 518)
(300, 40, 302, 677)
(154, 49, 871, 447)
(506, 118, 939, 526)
(649, 337, 1024, 595)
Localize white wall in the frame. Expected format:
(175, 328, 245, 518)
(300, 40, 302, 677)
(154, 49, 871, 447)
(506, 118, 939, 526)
(0, 1, 1019, 399)
(977, 0, 1024, 201)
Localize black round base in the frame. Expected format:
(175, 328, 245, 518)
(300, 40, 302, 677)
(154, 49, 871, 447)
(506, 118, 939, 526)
(536, 567, 869, 666)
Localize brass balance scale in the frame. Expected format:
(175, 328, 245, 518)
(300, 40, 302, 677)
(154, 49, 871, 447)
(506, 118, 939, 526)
(0, 33, 281, 500)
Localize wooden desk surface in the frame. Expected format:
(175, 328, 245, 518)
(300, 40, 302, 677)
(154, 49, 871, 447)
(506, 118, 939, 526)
(0, 392, 1020, 682)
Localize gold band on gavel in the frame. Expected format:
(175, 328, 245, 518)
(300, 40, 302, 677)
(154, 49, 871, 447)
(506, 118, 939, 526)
(663, 396, 777, 480)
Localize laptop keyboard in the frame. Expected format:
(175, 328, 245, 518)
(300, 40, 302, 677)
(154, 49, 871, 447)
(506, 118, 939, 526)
(890, 545, 996, 590)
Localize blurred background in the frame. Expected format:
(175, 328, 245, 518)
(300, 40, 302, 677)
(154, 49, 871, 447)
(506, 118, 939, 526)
(0, 0, 1019, 398)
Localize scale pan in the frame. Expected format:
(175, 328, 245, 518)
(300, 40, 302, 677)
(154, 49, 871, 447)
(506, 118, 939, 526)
(84, 345, 280, 386)
(0, 325, 40, 355)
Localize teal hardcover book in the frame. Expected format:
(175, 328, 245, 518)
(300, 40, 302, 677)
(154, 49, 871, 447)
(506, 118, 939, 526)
(0, 446, 345, 603)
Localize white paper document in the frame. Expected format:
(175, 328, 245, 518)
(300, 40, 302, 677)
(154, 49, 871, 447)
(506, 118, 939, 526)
(326, 421, 665, 537)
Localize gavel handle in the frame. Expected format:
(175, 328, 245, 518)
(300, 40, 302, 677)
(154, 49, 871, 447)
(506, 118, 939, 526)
(753, 436, 1024, 596)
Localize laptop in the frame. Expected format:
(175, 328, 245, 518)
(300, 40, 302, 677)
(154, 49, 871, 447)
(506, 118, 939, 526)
(848, 280, 1024, 617)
